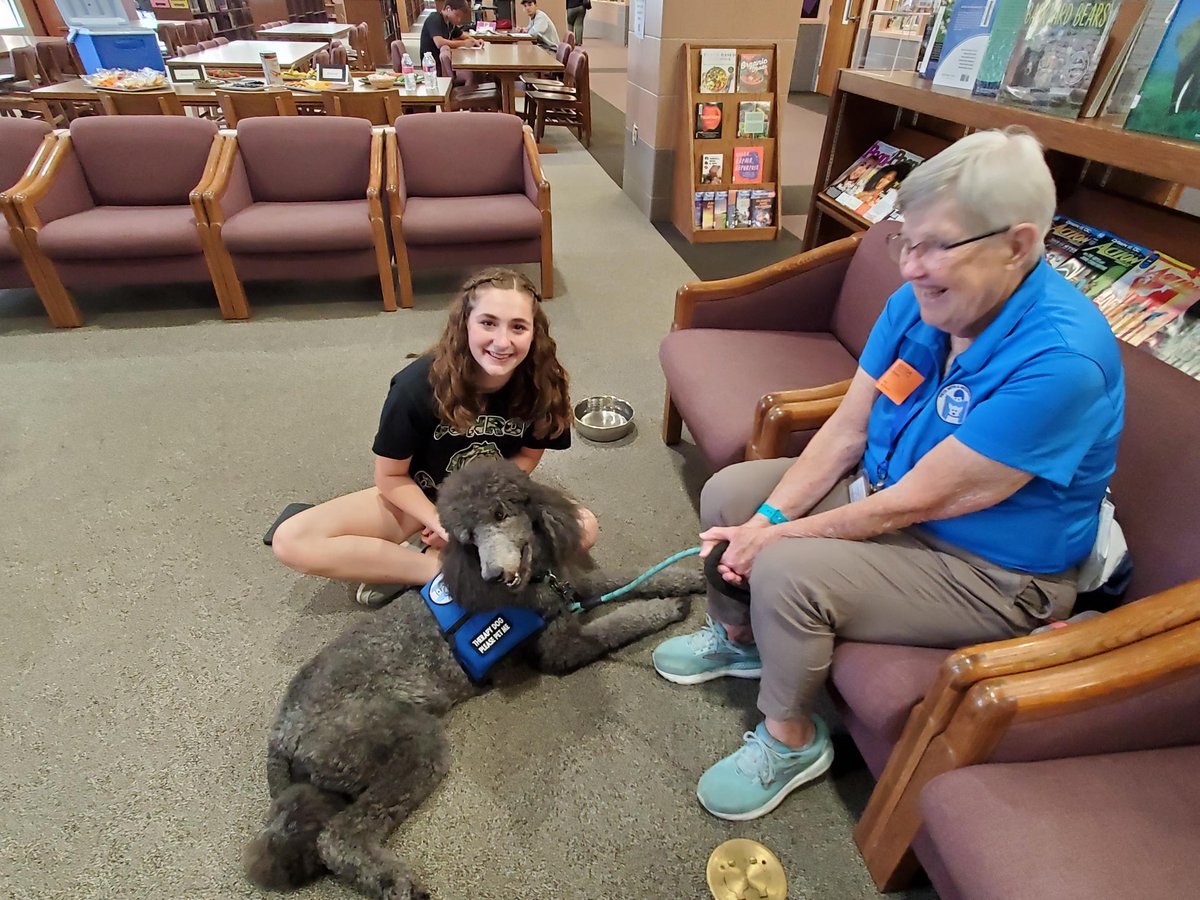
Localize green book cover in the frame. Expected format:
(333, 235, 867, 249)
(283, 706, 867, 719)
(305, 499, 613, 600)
(973, 0, 1033, 96)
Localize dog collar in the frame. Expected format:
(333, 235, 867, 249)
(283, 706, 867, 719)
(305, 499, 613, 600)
(420, 573, 547, 685)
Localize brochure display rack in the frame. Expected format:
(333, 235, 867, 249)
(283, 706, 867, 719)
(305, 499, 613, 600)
(671, 42, 781, 243)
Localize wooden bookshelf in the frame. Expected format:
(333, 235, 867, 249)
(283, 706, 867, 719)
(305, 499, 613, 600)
(805, 68, 1200, 259)
(671, 43, 781, 243)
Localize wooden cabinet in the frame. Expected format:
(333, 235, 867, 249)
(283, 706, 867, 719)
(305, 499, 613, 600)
(805, 68, 1200, 262)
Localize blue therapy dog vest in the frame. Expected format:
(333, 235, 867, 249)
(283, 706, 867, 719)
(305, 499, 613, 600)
(420, 573, 546, 684)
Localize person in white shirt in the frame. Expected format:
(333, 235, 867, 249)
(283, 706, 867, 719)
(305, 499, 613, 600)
(519, 0, 560, 50)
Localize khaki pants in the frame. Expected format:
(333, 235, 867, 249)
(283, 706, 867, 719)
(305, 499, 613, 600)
(702, 458, 1078, 721)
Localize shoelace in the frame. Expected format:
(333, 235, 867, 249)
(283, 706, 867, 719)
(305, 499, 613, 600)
(688, 615, 739, 654)
(734, 730, 780, 788)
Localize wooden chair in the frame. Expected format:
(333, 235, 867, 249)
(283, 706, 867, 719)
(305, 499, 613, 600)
(525, 48, 591, 147)
(389, 39, 406, 72)
(98, 89, 187, 116)
(216, 90, 300, 127)
(9, 46, 49, 91)
(158, 22, 185, 57)
(36, 39, 84, 84)
(350, 22, 371, 70)
(176, 43, 202, 57)
(439, 47, 502, 111)
(0, 96, 57, 125)
(322, 88, 402, 125)
(199, 39, 220, 51)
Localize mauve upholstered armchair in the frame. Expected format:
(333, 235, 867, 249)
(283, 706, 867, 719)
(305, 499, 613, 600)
(386, 112, 551, 308)
(847, 343, 1200, 894)
(200, 117, 397, 314)
(4, 116, 232, 327)
(659, 221, 904, 471)
(0, 117, 55, 294)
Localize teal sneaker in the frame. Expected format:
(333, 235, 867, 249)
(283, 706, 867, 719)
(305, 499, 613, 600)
(652, 616, 762, 684)
(696, 718, 834, 821)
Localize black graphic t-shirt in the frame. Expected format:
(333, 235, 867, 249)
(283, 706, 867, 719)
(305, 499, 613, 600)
(372, 355, 570, 496)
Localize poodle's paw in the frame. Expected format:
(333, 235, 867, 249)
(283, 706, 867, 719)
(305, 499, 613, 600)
(644, 596, 692, 626)
(383, 881, 428, 900)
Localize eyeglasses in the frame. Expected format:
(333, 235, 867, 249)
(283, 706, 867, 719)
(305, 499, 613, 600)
(886, 226, 1011, 265)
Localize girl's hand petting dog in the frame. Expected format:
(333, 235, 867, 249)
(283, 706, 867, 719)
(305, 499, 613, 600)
(422, 524, 449, 550)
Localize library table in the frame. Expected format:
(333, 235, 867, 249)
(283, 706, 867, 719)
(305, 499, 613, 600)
(167, 40, 323, 74)
(451, 41, 562, 116)
(255, 23, 355, 42)
(31, 77, 453, 113)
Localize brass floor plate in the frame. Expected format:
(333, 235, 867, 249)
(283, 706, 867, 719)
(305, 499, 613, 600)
(706, 838, 788, 900)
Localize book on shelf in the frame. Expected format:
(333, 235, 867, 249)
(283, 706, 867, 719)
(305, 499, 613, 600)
(997, 0, 1123, 117)
(932, 0, 1001, 90)
(855, 148, 925, 222)
(714, 191, 728, 228)
(1093, 251, 1200, 346)
(973, 0, 1033, 96)
(1079, 0, 1157, 117)
(737, 51, 771, 92)
(699, 153, 724, 184)
(750, 189, 776, 227)
(695, 102, 724, 139)
(1102, 0, 1178, 121)
(1124, 0, 1200, 143)
(701, 191, 716, 228)
(731, 189, 752, 227)
(731, 145, 764, 183)
(918, 0, 957, 78)
(698, 48, 737, 93)
(736, 100, 771, 138)
(824, 140, 900, 207)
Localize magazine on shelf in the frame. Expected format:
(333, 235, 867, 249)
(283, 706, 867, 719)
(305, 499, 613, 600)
(693, 193, 703, 229)
(1045, 216, 1107, 278)
(1066, 232, 1152, 297)
(750, 189, 776, 227)
(973, 0, 1033, 97)
(695, 102, 724, 139)
(732, 145, 764, 183)
(737, 51, 771, 92)
(1102, 0, 1179, 121)
(1092, 252, 1200, 346)
(997, 0, 1123, 117)
(932, 0, 1002, 90)
(701, 191, 716, 228)
(1124, 0, 1200, 143)
(714, 192, 728, 228)
(917, 0, 957, 78)
(699, 153, 724, 184)
(824, 140, 901, 208)
(736, 100, 771, 138)
(698, 48, 737, 93)
(855, 148, 925, 222)
(1145, 300, 1200, 378)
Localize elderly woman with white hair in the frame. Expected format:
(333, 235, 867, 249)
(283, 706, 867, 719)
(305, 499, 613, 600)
(653, 128, 1125, 821)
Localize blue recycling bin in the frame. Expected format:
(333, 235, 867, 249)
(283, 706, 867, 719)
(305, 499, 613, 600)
(71, 29, 165, 74)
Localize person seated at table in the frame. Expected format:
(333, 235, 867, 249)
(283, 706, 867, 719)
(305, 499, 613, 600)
(518, 0, 560, 50)
(421, 0, 483, 76)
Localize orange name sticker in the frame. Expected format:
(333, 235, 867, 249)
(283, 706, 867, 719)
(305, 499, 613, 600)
(875, 358, 924, 405)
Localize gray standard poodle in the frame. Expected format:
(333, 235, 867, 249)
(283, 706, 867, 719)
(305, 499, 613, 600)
(244, 458, 701, 899)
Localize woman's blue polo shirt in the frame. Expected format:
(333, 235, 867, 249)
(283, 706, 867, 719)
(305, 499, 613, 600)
(858, 260, 1125, 574)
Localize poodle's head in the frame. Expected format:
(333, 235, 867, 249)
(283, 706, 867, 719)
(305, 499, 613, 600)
(437, 458, 586, 610)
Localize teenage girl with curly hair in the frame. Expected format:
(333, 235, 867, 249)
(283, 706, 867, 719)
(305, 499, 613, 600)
(273, 268, 597, 606)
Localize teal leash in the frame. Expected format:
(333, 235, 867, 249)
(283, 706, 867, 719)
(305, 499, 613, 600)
(569, 547, 701, 614)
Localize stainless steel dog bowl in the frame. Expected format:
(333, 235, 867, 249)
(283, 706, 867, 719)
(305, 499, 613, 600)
(574, 396, 635, 442)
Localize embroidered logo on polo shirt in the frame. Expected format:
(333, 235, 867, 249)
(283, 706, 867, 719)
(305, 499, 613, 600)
(936, 384, 971, 425)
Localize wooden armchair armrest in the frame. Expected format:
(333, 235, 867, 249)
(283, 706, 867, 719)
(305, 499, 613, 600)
(188, 131, 227, 226)
(856, 576, 1200, 889)
(746, 379, 852, 460)
(671, 231, 862, 330)
(200, 134, 252, 227)
(8, 132, 88, 231)
(366, 128, 384, 219)
(522, 124, 549, 210)
(384, 128, 404, 223)
(0, 131, 60, 231)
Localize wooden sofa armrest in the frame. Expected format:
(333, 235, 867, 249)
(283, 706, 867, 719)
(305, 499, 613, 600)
(746, 379, 852, 460)
(671, 231, 862, 330)
(8, 132, 85, 231)
(188, 131, 227, 227)
(522, 124, 549, 211)
(366, 128, 384, 216)
(200, 133, 252, 228)
(856, 576, 1200, 889)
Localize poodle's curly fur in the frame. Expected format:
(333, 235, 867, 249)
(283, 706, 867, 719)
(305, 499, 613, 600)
(244, 459, 702, 899)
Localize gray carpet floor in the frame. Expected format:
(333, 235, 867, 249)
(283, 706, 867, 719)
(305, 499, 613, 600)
(0, 132, 935, 899)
